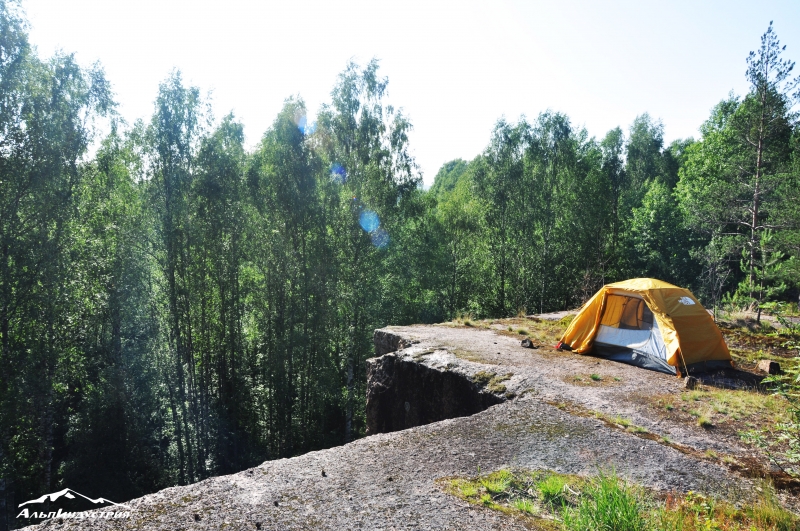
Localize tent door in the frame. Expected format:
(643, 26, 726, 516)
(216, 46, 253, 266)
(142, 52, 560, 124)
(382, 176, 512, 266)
(594, 294, 673, 374)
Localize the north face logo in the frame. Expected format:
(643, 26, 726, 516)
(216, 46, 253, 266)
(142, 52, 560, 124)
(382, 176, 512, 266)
(678, 297, 695, 305)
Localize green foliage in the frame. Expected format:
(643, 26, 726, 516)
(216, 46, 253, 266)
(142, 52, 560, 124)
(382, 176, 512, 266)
(447, 469, 798, 530)
(748, 345, 800, 477)
(428, 158, 470, 197)
(561, 472, 646, 531)
(734, 230, 787, 316)
(537, 474, 568, 507)
(677, 23, 799, 316)
(481, 469, 513, 495)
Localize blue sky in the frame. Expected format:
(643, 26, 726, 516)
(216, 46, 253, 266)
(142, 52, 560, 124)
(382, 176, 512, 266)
(21, 0, 800, 186)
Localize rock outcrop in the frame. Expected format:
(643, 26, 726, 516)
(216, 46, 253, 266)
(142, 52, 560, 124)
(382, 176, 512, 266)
(24, 323, 789, 530)
(367, 330, 503, 434)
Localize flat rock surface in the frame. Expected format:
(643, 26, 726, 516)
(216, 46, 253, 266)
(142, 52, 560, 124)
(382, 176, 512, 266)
(376, 324, 751, 455)
(27, 324, 772, 530)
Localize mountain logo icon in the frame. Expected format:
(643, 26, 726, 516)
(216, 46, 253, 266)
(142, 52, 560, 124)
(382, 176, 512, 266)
(18, 488, 131, 509)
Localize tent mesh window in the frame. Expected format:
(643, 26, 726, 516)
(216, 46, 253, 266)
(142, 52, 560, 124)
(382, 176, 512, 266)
(601, 295, 653, 330)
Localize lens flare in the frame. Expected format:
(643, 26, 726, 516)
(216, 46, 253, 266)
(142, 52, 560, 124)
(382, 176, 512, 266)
(359, 210, 379, 233)
(294, 114, 317, 135)
(371, 227, 389, 248)
(331, 163, 347, 184)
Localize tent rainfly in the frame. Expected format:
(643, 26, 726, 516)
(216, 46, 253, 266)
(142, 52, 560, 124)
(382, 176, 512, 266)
(556, 278, 732, 375)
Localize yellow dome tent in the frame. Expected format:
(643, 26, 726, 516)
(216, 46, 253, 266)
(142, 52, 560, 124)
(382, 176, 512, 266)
(557, 278, 732, 375)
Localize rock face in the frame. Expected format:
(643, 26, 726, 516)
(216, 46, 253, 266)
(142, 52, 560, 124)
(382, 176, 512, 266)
(366, 330, 503, 434)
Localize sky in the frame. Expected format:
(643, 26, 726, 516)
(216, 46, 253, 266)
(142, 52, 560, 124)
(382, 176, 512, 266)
(20, 0, 800, 187)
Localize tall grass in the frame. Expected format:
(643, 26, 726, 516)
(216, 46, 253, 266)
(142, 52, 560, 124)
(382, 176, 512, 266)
(561, 472, 646, 531)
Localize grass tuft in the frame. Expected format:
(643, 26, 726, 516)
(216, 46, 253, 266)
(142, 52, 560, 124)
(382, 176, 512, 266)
(481, 469, 513, 495)
(697, 415, 713, 428)
(562, 472, 646, 531)
(472, 370, 495, 386)
(537, 474, 568, 507)
(512, 497, 537, 514)
(613, 416, 632, 427)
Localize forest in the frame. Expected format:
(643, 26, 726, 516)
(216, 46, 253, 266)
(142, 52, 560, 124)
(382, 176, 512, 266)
(1, 0, 799, 525)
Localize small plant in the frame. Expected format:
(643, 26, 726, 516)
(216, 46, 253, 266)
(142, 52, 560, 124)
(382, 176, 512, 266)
(614, 416, 632, 428)
(512, 497, 537, 514)
(455, 480, 478, 497)
(590, 373, 602, 381)
(480, 469, 513, 496)
(472, 371, 495, 386)
(697, 415, 713, 428)
(561, 471, 646, 531)
(474, 372, 512, 394)
(517, 328, 529, 335)
(665, 403, 674, 411)
(537, 474, 568, 507)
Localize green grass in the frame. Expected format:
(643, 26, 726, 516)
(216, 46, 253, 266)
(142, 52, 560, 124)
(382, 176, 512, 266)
(512, 497, 537, 514)
(668, 387, 789, 434)
(481, 469, 513, 495)
(590, 373, 602, 381)
(613, 416, 632, 427)
(559, 314, 575, 326)
(562, 472, 646, 531)
(443, 469, 798, 531)
(697, 415, 713, 428)
(537, 474, 569, 507)
(472, 370, 495, 386)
